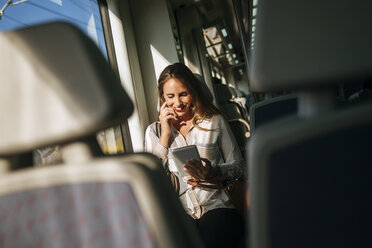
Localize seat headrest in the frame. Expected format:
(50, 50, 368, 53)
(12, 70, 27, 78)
(215, 84, 233, 103)
(194, 73, 214, 102)
(0, 22, 133, 155)
(250, 0, 372, 91)
(228, 86, 239, 98)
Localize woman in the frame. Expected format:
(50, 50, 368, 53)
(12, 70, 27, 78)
(144, 63, 245, 248)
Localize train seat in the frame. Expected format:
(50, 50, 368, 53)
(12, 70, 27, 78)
(0, 153, 202, 248)
(0, 22, 133, 159)
(0, 22, 203, 248)
(249, 94, 297, 133)
(194, 73, 214, 103)
(215, 84, 250, 157)
(215, 84, 249, 121)
(228, 85, 250, 119)
(248, 0, 372, 247)
(249, 104, 372, 248)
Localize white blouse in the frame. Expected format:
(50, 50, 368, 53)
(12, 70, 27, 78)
(144, 114, 245, 219)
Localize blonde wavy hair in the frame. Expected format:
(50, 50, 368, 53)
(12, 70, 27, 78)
(158, 63, 220, 131)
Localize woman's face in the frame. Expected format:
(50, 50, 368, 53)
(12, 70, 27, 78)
(162, 77, 193, 119)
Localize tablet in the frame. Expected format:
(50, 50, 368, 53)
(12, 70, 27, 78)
(170, 145, 201, 179)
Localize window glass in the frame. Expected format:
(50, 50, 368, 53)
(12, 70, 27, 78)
(0, 0, 125, 156)
(0, 0, 107, 56)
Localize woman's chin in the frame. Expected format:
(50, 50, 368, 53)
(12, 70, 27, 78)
(177, 112, 194, 122)
(173, 112, 183, 120)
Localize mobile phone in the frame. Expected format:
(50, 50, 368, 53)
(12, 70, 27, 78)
(170, 145, 201, 179)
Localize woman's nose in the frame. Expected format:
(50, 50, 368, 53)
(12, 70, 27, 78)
(174, 97, 181, 106)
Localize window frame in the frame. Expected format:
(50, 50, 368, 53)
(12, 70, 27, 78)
(97, 0, 133, 153)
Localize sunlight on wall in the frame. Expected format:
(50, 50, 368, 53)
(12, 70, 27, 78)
(150, 44, 171, 81)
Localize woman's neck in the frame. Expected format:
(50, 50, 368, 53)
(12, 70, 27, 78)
(178, 111, 193, 123)
(174, 113, 194, 135)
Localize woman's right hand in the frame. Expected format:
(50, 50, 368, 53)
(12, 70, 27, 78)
(158, 102, 177, 148)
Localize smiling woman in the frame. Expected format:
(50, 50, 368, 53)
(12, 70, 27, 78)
(144, 62, 246, 248)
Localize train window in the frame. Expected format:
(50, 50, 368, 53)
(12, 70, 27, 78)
(0, 0, 107, 56)
(0, 0, 125, 154)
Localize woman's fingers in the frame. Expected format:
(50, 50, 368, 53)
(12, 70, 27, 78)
(164, 113, 177, 123)
(185, 158, 220, 183)
(160, 102, 167, 111)
(160, 106, 176, 119)
(159, 103, 167, 118)
(200, 157, 211, 167)
(185, 159, 203, 171)
(159, 106, 177, 132)
(184, 163, 203, 180)
(184, 159, 208, 180)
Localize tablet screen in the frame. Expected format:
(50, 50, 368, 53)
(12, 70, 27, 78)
(170, 145, 200, 179)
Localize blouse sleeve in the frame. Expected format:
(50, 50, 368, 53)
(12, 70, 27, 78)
(217, 116, 246, 180)
(144, 123, 168, 162)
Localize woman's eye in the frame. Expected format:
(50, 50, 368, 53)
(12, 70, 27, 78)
(166, 94, 174, 98)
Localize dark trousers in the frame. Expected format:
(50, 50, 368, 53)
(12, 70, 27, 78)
(189, 208, 246, 248)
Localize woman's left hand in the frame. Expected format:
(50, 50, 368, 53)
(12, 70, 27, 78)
(184, 158, 222, 186)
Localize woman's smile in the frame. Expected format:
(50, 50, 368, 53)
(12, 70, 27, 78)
(163, 77, 193, 119)
(174, 105, 186, 112)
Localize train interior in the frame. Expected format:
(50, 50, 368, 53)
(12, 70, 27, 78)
(0, 0, 371, 247)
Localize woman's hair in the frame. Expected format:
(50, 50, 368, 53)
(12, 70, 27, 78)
(158, 63, 220, 130)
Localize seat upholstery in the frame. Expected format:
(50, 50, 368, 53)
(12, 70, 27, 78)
(0, 155, 203, 248)
(0, 182, 152, 247)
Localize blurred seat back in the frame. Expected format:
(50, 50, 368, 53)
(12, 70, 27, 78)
(249, 105, 372, 248)
(0, 22, 133, 157)
(248, 0, 372, 247)
(249, 94, 297, 133)
(0, 153, 203, 248)
(250, 1, 372, 91)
